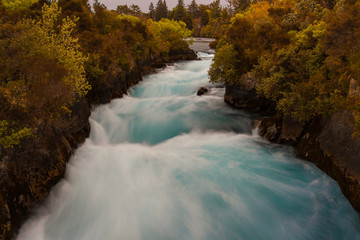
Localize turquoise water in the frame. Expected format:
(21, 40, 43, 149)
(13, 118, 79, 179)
(17, 55, 360, 240)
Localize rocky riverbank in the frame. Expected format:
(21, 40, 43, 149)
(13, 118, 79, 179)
(225, 72, 360, 212)
(0, 50, 198, 240)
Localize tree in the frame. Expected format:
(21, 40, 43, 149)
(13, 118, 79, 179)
(116, 4, 131, 15)
(116, 4, 142, 16)
(0, 1, 90, 148)
(155, 0, 168, 20)
(163, 0, 168, 15)
(171, 0, 193, 29)
(2, 0, 39, 11)
(199, 5, 210, 26)
(58, 0, 94, 32)
(188, 0, 199, 18)
(93, 0, 109, 33)
(1, 2, 90, 113)
(31, 2, 91, 99)
(149, 2, 155, 19)
(209, 43, 241, 85)
(209, 0, 221, 18)
(226, 0, 251, 14)
(147, 18, 192, 53)
(130, 4, 142, 16)
(173, 0, 187, 21)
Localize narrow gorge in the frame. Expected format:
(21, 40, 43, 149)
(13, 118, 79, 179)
(14, 49, 360, 240)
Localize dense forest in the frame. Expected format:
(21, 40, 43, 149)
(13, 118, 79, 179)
(209, 0, 360, 131)
(0, 0, 249, 150)
(0, 0, 196, 150)
(2, 0, 360, 147)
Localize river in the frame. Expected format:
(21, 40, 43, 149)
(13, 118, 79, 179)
(16, 52, 360, 240)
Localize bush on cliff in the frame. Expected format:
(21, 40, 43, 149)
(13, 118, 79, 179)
(208, 42, 240, 85)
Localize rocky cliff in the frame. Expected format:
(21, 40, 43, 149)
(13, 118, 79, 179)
(226, 73, 360, 212)
(224, 73, 275, 114)
(0, 50, 198, 240)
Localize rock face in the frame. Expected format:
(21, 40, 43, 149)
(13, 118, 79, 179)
(224, 73, 275, 114)
(256, 115, 283, 142)
(257, 115, 305, 145)
(0, 50, 198, 240)
(298, 111, 360, 211)
(255, 111, 360, 212)
(0, 99, 91, 240)
(169, 49, 199, 61)
(349, 78, 360, 98)
(226, 72, 360, 212)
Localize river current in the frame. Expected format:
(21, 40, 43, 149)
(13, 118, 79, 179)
(17, 53, 360, 240)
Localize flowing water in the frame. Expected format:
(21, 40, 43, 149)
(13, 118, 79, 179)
(17, 54, 360, 240)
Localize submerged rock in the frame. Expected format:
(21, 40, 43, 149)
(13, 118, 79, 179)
(151, 60, 167, 69)
(197, 87, 208, 96)
(169, 49, 199, 61)
(256, 115, 283, 142)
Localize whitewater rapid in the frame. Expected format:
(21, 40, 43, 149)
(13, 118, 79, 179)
(17, 54, 360, 240)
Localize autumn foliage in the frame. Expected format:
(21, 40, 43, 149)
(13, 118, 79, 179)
(0, 0, 193, 149)
(210, 0, 360, 127)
